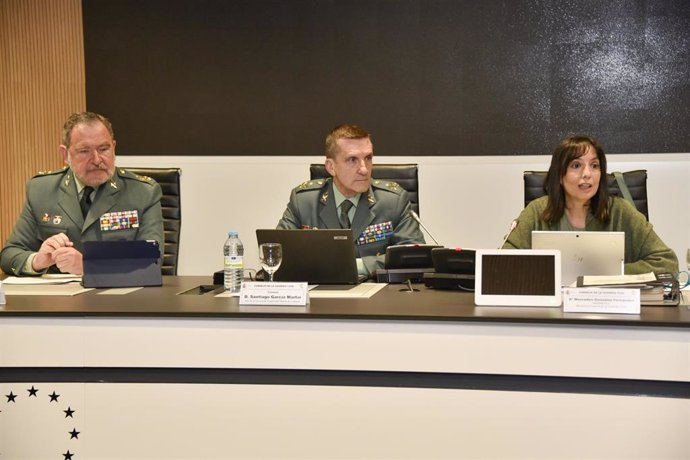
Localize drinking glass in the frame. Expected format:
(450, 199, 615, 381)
(259, 243, 283, 282)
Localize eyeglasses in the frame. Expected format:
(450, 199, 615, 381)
(71, 145, 114, 158)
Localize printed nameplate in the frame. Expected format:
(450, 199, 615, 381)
(0, 280, 5, 305)
(239, 281, 308, 306)
(563, 288, 640, 314)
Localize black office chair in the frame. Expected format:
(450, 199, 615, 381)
(309, 163, 420, 215)
(124, 167, 182, 275)
(523, 169, 649, 220)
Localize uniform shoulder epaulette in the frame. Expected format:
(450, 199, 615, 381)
(117, 168, 155, 185)
(371, 179, 403, 194)
(295, 179, 327, 192)
(32, 166, 68, 178)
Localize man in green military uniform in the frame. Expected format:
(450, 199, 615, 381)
(277, 124, 424, 276)
(0, 112, 163, 276)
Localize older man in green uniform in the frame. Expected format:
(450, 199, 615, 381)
(0, 112, 163, 276)
(277, 124, 424, 276)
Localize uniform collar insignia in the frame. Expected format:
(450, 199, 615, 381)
(110, 179, 118, 189)
(320, 191, 329, 205)
(367, 191, 376, 205)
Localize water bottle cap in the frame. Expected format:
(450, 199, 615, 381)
(227, 230, 238, 237)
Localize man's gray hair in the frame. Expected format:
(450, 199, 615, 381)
(62, 112, 114, 147)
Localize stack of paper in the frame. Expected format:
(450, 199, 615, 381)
(576, 272, 674, 306)
(2, 274, 82, 285)
(639, 286, 666, 305)
(576, 272, 657, 287)
(2, 275, 90, 296)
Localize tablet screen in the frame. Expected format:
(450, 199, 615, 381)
(474, 249, 561, 307)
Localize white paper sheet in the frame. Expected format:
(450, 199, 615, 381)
(97, 287, 144, 295)
(2, 274, 82, 285)
(3, 283, 91, 296)
(308, 283, 387, 299)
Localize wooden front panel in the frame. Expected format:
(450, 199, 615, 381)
(0, 0, 85, 268)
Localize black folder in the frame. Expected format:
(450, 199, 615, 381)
(83, 240, 162, 288)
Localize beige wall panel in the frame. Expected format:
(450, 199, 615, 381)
(0, 0, 85, 265)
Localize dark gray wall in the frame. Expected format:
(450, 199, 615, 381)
(84, 0, 690, 156)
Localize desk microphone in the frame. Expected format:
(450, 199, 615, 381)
(498, 220, 518, 249)
(409, 210, 441, 245)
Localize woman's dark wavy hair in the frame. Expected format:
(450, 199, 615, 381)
(541, 135, 610, 224)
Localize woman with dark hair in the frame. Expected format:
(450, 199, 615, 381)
(503, 135, 678, 274)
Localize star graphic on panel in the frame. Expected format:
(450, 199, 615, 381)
(69, 428, 80, 439)
(27, 386, 39, 397)
(5, 392, 17, 403)
(63, 450, 74, 460)
(49, 391, 60, 402)
(64, 406, 75, 418)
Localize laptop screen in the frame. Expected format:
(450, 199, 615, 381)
(255, 229, 360, 284)
(532, 231, 624, 286)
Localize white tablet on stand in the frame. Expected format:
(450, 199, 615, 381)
(474, 249, 561, 307)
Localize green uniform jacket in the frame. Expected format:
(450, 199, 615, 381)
(277, 178, 425, 273)
(0, 167, 164, 275)
(503, 196, 678, 274)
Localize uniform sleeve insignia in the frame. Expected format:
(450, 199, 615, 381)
(118, 169, 154, 184)
(297, 179, 324, 190)
(372, 179, 403, 194)
(34, 166, 68, 178)
(135, 174, 153, 182)
(320, 191, 329, 205)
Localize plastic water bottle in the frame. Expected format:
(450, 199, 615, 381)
(223, 231, 244, 292)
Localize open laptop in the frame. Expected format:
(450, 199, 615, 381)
(532, 231, 625, 286)
(256, 229, 362, 285)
